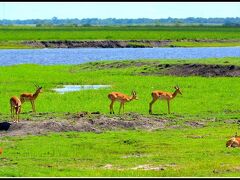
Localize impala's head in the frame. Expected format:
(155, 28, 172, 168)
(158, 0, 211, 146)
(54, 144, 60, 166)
(174, 86, 182, 95)
(131, 90, 138, 100)
(34, 84, 43, 93)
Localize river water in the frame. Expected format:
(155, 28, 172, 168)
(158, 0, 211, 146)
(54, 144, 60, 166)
(0, 47, 240, 65)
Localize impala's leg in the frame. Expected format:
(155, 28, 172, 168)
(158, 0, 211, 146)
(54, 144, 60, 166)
(33, 101, 36, 113)
(11, 106, 15, 122)
(119, 102, 123, 114)
(30, 101, 34, 112)
(31, 101, 36, 112)
(110, 100, 115, 114)
(17, 107, 21, 123)
(167, 100, 170, 114)
(15, 108, 18, 123)
(10, 104, 13, 118)
(149, 98, 157, 114)
(122, 103, 125, 114)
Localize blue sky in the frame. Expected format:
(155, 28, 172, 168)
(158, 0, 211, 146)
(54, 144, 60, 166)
(0, 2, 240, 20)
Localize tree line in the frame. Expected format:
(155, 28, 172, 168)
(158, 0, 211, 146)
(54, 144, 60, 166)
(1, 17, 240, 26)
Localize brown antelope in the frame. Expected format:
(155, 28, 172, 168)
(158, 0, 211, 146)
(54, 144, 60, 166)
(226, 132, 240, 148)
(20, 85, 43, 113)
(149, 86, 182, 114)
(108, 90, 138, 114)
(10, 96, 22, 123)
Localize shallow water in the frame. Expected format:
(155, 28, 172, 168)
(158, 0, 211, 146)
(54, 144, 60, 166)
(53, 85, 111, 94)
(0, 47, 240, 66)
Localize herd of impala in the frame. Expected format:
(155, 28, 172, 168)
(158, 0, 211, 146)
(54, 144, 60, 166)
(10, 84, 182, 123)
(8, 84, 240, 148)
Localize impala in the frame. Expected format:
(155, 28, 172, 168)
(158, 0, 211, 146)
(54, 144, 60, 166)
(20, 85, 43, 113)
(226, 133, 240, 148)
(149, 86, 182, 114)
(10, 96, 22, 123)
(108, 90, 138, 114)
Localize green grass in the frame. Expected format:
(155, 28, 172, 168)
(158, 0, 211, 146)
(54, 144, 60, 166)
(1, 26, 240, 41)
(1, 26, 240, 48)
(0, 57, 240, 120)
(0, 123, 239, 177)
(170, 41, 240, 47)
(1, 57, 240, 177)
(0, 41, 34, 49)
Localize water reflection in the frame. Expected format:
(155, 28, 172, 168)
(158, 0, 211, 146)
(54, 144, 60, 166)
(53, 85, 111, 94)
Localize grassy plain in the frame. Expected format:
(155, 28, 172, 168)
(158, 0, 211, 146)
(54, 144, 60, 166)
(0, 125, 239, 177)
(1, 26, 240, 48)
(0, 57, 240, 177)
(0, 58, 240, 120)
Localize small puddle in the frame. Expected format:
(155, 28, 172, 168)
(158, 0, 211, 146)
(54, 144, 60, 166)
(53, 85, 111, 94)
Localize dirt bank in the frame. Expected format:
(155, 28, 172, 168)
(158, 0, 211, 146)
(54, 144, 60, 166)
(141, 63, 240, 77)
(22, 39, 240, 48)
(82, 61, 240, 77)
(0, 112, 205, 137)
(23, 40, 172, 48)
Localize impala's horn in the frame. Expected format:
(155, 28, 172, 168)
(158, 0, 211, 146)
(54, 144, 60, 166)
(34, 82, 41, 89)
(33, 83, 38, 88)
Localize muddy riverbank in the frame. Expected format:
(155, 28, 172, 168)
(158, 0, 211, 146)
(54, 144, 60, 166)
(22, 39, 240, 48)
(22, 40, 172, 48)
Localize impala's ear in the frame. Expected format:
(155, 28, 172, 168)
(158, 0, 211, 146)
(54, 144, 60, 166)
(174, 86, 177, 89)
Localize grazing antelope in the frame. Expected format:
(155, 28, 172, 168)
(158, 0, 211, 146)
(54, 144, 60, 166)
(10, 96, 21, 123)
(108, 90, 138, 114)
(226, 132, 240, 148)
(149, 86, 182, 114)
(20, 84, 43, 113)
